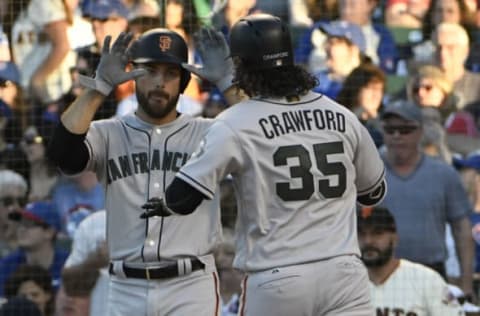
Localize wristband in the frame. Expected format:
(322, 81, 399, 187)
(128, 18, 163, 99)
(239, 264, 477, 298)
(215, 74, 234, 92)
(78, 75, 113, 96)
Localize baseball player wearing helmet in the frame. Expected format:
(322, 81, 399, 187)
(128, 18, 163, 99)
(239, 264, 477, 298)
(47, 30, 222, 316)
(142, 14, 387, 316)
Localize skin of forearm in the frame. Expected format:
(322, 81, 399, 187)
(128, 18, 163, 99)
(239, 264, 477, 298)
(222, 85, 249, 106)
(61, 89, 105, 134)
(32, 21, 71, 80)
(452, 217, 475, 293)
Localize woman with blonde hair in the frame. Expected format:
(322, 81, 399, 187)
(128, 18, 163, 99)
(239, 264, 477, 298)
(406, 64, 457, 122)
(404, 64, 480, 161)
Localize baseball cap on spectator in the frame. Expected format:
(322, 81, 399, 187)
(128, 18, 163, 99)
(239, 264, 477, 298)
(445, 111, 479, 137)
(381, 99, 423, 124)
(9, 201, 61, 231)
(318, 20, 366, 53)
(0, 296, 42, 316)
(357, 206, 396, 232)
(0, 61, 20, 86)
(452, 150, 480, 170)
(127, 0, 160, 21)
(82, 0, 128, 20)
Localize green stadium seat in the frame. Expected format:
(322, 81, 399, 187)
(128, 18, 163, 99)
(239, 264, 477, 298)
(388, 27, 423, 45)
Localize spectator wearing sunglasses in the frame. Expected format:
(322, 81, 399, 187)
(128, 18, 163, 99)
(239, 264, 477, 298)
(0, 170, 28, 258)
(0, 201, 68, 298)
(401, 64, 480, 157)
(405, 65, 457, 121)
(20, 126, 58, 202)
(379, 99, 475, 299)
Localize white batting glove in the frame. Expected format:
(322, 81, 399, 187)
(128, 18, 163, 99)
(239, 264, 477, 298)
(182, 27, 234, 92)
(79, 32, 147, 96)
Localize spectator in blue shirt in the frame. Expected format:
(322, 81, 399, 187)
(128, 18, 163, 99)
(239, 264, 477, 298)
(51, 171, 104, 239)
(0, 201, 68, 297)
(379, 100, 475, 297)
(311, 20, 370, 99)
(295, 0, 398, 74)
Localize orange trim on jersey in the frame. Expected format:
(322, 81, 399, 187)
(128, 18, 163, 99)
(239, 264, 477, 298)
(239, 276, 249, 316)
(212, 272, 220, 316)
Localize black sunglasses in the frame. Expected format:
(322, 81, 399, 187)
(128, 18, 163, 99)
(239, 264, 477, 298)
(383, 125, 419, 135)
(1, 196, 27, 207)
(413, 84, 433, 94)
(23, 134, 43, 145)
(70, 67, 93, 77)
(0, 80, 14, 88)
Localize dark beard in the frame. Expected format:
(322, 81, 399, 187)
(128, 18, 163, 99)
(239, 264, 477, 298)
(136, 89, 179, 119)
(361, 242, 394, 267)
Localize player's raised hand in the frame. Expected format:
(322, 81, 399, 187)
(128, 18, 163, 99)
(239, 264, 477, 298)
(140, 198, 175, 218)
(79, 32, 147, 96)
(182, 27, 234, 92)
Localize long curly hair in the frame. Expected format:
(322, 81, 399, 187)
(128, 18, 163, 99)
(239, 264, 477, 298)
(234, 59, 318, 98)
(336, 63, 386, 111)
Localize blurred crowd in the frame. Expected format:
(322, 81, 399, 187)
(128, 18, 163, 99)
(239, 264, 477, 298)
(0, 0, 479, 315)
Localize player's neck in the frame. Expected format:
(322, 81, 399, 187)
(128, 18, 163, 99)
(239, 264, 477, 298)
(368, 258, 400, 285)
(135, 109, 179, 126)
(386, 150, 422, 176)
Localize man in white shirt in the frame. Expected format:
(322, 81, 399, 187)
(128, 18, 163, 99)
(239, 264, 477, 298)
(357, 206, 464, 316)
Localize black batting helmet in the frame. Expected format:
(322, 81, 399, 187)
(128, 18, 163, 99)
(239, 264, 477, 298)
(129, 28, 191, 92)
(229, 14, 294, 70)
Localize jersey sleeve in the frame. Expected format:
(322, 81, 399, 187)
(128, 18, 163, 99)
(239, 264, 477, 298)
(84, 121, 107, 176)
(424, 271, 464, 315)
(28, 0, 67, 26)
(176, 120, 244, 199)
(354, 124, 386, 203)
(64, 211, 106, 268)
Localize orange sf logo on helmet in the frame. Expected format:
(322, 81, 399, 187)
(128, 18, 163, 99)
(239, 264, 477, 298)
(159, 36, 172, 52)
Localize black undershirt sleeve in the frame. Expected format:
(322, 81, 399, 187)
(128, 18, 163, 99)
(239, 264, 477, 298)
(357, 179, 387, 206)
(46, 122, 90, 175)
(165, 177, 208, 215)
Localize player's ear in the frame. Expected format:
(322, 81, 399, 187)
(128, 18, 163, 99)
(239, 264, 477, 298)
(392, 232, 399, 247)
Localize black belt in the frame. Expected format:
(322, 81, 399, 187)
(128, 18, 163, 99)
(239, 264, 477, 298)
(109, 259, 205, 280)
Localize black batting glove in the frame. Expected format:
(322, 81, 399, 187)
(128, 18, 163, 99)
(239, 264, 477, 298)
(140, 198, 175, 218)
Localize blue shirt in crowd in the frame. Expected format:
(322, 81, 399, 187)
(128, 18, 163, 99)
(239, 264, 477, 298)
(0, 247, 69, 297)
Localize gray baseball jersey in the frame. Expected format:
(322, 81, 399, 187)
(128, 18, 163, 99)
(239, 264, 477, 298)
(177, 91, 385, 272)
(84, 113, 222, 263)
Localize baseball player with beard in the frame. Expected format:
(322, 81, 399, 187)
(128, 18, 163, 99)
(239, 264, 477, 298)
(142, 14, 387, 316)
(47, 30, 223, 315)
(358, 206, 464, 316)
